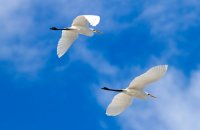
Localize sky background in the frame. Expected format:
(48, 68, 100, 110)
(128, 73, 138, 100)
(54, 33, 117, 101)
(0, 0, 200, 130)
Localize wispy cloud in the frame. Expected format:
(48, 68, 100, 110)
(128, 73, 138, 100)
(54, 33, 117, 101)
(71, 42, 119, 77)
(97, 66, 200, 130)
(138, 0, 200, 38)
(0, 41, 51, 74)
(0, 0, 141, 75)
(0, 0, 53, 75)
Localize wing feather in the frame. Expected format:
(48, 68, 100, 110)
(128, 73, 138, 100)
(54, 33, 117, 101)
(57, 30, 78, 58)
(72, 15, 100, 27)
(128, 65, 168, 89)
(106, 93, 133, 116)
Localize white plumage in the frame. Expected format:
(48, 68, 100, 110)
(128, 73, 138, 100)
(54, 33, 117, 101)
(51, 15, 100, 58)
(106, 93, 132, 116)
(104, 65, 168, 116)
(57, 31, 78, 58)
(72, 15, 100, 27)
(128, 65, 168, 89)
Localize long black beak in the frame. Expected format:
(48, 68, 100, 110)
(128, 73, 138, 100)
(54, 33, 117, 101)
(93, 29, 102, 34)
(101, 87, 123, 92)
(148, 93, 157, 98)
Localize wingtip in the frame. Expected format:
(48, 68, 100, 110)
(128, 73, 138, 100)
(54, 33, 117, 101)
(92, 15, 100, 26)
(106, 113, 111, 116)
(57, 51, 64, 58)
(57, 54, 62, 58)
(164, 65, 168, 70)
(106, 109, 118, 116)
(106, 112, 115, 116)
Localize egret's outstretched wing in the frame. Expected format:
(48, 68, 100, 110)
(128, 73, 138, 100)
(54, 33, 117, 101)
(106, 93, 133, 116)
(57, 30, 78, 58)
(72, 15, 100, 27)
(128, 65, 168, 89)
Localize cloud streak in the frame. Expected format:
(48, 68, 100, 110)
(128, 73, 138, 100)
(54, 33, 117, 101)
(97, 66, 200, 130)
(71, 43, 119, 77)
(0, 0, 141, 75)
(138, 0, 200, 38)
(0, 0, 54, 75)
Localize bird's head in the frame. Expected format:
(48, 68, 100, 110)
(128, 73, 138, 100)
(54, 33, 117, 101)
(148, 94, 157, 98)
(145, 92, 157, 99)
(92, 29, 102, 34)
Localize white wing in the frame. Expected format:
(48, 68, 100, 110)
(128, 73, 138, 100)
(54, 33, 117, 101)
(128, 65, 168, 89)
(57, 30, 78, 58)
(72, 15, 100, 27)
(106, 93, 133, 116)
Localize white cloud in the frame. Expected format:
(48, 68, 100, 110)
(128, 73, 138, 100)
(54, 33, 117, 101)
(0, 0, 139, 75)
(1, 0, 199, 129)
(0, 41, 51, 74)
(1, 0, 198, 79)
(96, 66, 200, 130)
(0, 0, 53, 75)
(138, 0, 200, 38)
(0, 0, 32, 36)
(71, 42, 119, 77)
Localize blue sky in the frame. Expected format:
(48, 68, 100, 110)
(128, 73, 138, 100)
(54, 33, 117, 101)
(0, 0, 200, 130)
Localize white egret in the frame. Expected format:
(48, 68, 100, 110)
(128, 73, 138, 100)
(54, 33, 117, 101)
(50, 15, 101, 58)
(102, 65, 168, 116)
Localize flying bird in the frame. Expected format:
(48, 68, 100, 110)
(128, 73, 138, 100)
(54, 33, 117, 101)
(102, 65, 168, 116)
(50, 15, 101, 58)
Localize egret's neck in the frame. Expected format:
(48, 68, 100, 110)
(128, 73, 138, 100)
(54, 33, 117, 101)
(50, 27, 71, 30)
(101, 87, 123, 92)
